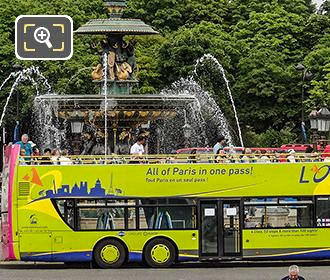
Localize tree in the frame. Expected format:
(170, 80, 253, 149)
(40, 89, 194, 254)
(231, 5, 313, 134)
(305, 33, 330, 108)
(157, 22, 234, 85)
(126, 0, 232, 33)
(126, 0, 186, 33)
(133, 35, 166, 94)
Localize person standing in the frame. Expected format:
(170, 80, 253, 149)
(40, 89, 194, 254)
(281, 265, 305, 280)
(16, 134, 32, 157)
(213, 135, 226, 154)
(130, 136, 145, 155)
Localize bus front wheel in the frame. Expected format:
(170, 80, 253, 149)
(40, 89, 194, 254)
(144, 238, 176, 268)
(94, 239, 126, 268)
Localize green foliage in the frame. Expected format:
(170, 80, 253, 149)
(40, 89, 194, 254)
(0, 0, 329, 147)
(158, 22, 233, 85)
(244, 127, 298, 147)
(126, 0, 231, 33)
(305, 33, 330, 108)
(133, 35, 166, 94)
(231, 6, 308, 132)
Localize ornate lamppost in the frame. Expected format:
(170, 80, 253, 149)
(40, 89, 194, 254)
(308, 108, 318, 151)
(317, 106, 330, 148)
(295, 63, 313, 143)
(308, 106, 330, 151)
(70, 111, 85, 155)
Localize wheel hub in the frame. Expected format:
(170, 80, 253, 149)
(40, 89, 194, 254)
(100, 244, 120, 264)
(150, 244, 170, 264)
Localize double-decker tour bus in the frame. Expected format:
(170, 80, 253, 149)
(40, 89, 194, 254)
(1, 144, 330, 268)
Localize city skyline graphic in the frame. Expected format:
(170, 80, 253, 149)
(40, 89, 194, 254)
(41, 178, 119, 198)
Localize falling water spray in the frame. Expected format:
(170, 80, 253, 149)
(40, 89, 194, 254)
(103, 53, 108, 162)
(196, 54, 244, 147)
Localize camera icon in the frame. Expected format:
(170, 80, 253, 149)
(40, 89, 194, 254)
(15, 15, 73, 60)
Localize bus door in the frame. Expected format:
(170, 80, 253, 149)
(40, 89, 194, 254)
(200, 200, 219, 257)
(222, 200, 241, 257)
(199, 200, 242, 259)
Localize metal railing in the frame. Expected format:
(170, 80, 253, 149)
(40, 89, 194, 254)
(17, 152, 330, 166)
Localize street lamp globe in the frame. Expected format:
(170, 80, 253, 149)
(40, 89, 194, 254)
(70, 120, 84, 134)
(316, 106, 330, 132)
(305, 70, 313, 80)
(308, 108, 318, 130)
(70, 111, 85, 134)
(295, 63, 305, 71)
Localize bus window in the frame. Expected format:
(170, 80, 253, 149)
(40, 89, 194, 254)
(78, 207, 125, 230)
(244, 204, 312, 228)
(244, 197, 277, 205)
(127, 208, 136, 229)
(76, 199, 107, 206)
(139, 206, 196, 230)
(105, 199, 136, 206)
(316, 197, 330, 227)
(53, 199, 75, 229)
(139, 206, 158, 229)
(278, 197, 313, 204)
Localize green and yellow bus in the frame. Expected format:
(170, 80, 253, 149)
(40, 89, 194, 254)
(1, 144, 330, 268)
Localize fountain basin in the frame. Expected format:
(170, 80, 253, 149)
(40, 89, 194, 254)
(35, 94, 196, 123)
(93, 79, 139, 95)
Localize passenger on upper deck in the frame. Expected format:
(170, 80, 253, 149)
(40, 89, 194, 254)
(240, 148, 251, 163)
(260, 150, 271, 163)
(215, 149, 229, 163)
(40, 148, 52, 165)
(31, 146, 41, 165)
(19, 148, 27, 165)
(213, 135, 226, 154)
(287, 149, 296, 163)
(130, 136, 146, 155)
(51, 148, 61, 165)
(59, 149, 72, 165)
(16, 134, 32, 157)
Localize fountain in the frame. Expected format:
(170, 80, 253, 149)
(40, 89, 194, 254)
(0, 66, 52, 128)
(195, 54, 244, 147)
(156, 54, 245, 153)
(34, 0, 195, 154)
(157, 77, 234, 153)
(1, 1, 243, 154)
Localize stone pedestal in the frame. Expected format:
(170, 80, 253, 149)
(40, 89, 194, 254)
(94, 79, 139, 95)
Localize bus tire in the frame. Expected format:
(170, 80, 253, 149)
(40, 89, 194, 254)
(144, 238, 176, 268)
(93, 239, 126, 269)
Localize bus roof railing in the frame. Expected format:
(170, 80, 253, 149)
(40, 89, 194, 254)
(17, 152, 330, 165)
